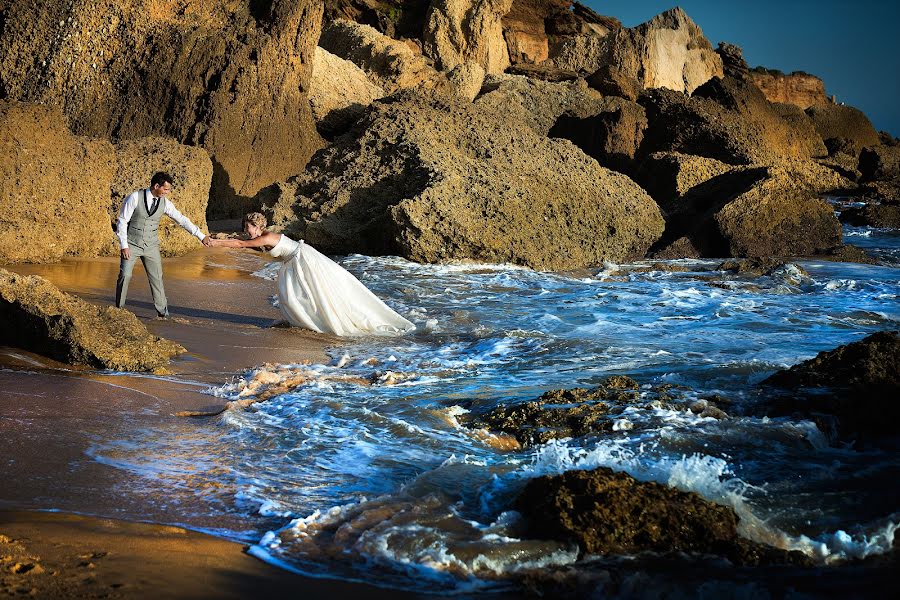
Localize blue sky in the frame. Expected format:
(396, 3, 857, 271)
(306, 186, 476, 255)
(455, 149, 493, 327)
(583, 1, 899, 136)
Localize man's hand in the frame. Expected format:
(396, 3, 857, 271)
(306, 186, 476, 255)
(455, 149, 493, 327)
(201, 236, 212, 247)
(121, 247, 131, 260)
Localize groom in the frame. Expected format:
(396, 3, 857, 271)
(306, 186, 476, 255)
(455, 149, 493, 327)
(115, 171, 211, 318)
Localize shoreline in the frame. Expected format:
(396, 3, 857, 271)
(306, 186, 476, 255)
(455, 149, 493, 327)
(0, 510, 415, 599)
(0, 249, 405, 597)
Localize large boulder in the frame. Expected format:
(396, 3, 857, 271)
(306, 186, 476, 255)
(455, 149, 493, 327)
(548, 8, 723, 94)
(0, 0, 325, 213)
(270, 91, 664, 270)
(0, 268, 184, 371)
(309, 46, 385, 136)
(111, 137, 212, 256)
(515, 467, 811, 565)
(639, 76, 828, 165)
(762, 331, 900, 442)
(319, 19, 447, 94)
(859, 145, 900, 182)
(423, 0, 513, 74)
(652, 163, 844, 258)
(0, 101, 116, 264)
(805, 104, 880, 154)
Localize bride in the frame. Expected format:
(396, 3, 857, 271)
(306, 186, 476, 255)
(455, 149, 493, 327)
(209, 213, 414, 336)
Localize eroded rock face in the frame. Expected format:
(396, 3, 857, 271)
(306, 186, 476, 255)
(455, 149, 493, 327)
(271, 91, 664, 270)
(0, 0, 325, 212)
(0, 268, 184, 371)
(805, 104, 880, 154)
(515, 467, 812, 565)
(635, 152, 733, 206)
(309, 46, 385, 136)
(639, 76, 828, 166)
(749, 70, 828, 109)
(319, 19, 447, 94)
(112, 136, 212, 257)
(423, 0, 513, 74)
(761, 331, 900, 442)
(0, 100, 117, 264)
(548, 8, 723, 94)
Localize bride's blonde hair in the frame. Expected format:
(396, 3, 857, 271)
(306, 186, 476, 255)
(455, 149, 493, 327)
(242, 212, 267, 229)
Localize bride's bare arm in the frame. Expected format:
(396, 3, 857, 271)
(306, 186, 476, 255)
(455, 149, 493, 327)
(210, 232, 281, 249)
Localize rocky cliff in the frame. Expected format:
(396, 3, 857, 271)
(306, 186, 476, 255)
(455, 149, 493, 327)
(0, 0, 323, 216)
(749, 69, 828, 109)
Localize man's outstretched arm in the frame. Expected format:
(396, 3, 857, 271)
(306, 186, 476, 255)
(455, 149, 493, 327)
(164, 201, 209, 245)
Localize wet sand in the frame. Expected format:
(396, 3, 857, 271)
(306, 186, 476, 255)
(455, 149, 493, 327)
(0, 249, 418, 598)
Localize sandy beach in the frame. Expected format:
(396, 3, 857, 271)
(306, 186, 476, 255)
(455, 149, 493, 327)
(0, 248, 420, 598)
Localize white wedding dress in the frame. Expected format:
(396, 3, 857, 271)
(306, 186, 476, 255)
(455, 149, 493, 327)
(267, 234, 414, 336)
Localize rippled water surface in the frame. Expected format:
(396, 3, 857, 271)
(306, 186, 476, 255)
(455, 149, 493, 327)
(89, 225, 900, 592)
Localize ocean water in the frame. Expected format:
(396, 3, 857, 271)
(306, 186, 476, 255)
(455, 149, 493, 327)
(88, 223, 900, 592)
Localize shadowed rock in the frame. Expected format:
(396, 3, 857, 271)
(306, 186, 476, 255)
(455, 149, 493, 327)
(0, 268, 184, 371)
(762, 331, 900, 442)
(515, 467, 813, 565)
(839, 204, 900, 228)
(859, 145, 900, 182)
(805, 104, 879, 155)
(268, 91, 664, 270)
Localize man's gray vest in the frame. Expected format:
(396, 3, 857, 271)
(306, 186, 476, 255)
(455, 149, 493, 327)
(127, 190, 165, 250)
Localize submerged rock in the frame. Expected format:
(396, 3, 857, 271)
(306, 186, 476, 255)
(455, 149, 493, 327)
(515, 467, 813, 565)
(462, 376, 729, 446)
(761, 331, 900, 442)
(0, 269, 184, 371)
(271, 91, 664, 270)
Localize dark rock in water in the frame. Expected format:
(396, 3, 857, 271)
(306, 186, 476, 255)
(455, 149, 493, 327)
(0, 269, 184, 372)
(839, 204, 900, 228)
(761, 331, 900, 441)
(515, 467, 813, 566)
(715, 258, 811, 284)
(586, 65, 641, 101)
(805, 104, 880, 155)
(463, 376, 729, 446)
(809, 243, 878, 265)
(859, 145, 900, 182)
(859, 179, 900, 205)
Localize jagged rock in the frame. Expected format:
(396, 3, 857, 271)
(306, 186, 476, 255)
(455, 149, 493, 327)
(715, 42, 749, 79)
(0, 268, 184, 371)
(515, 467, 813, 566)
(806, 104, 880, 155)
(749, 69, 828, 110)
(447, 61, 486, 101)
(639, 76, 827, 165)
(762, 331, 900, 441)
(839, 204, 900, 228)
(319, 19, 447, 94)
(502, 0, 569, 64)
(112, 136, 212, 256)
(548, 8, 723, 94)
(0, 100, 117, 264)
(475, 75, 607, 134)
(309, 46, 385, 137)
(0, 0, 324, 212)
(634, 152, 733, 207)
(859, 145, 900, 182)
(324, 0, 429, 39)
(769, 102, 832, 160)
(585, 65, 641, 101)
(423, 0, 513, 74)
(859, 179, 900, 204)
(270, 91, 664, 270)
(548, 96, 647, 172)
(505, 63, 580, 82)
(651, 163, 844, 258)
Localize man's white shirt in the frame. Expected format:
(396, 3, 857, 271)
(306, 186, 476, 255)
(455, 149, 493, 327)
(116, 189, 205, 250)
